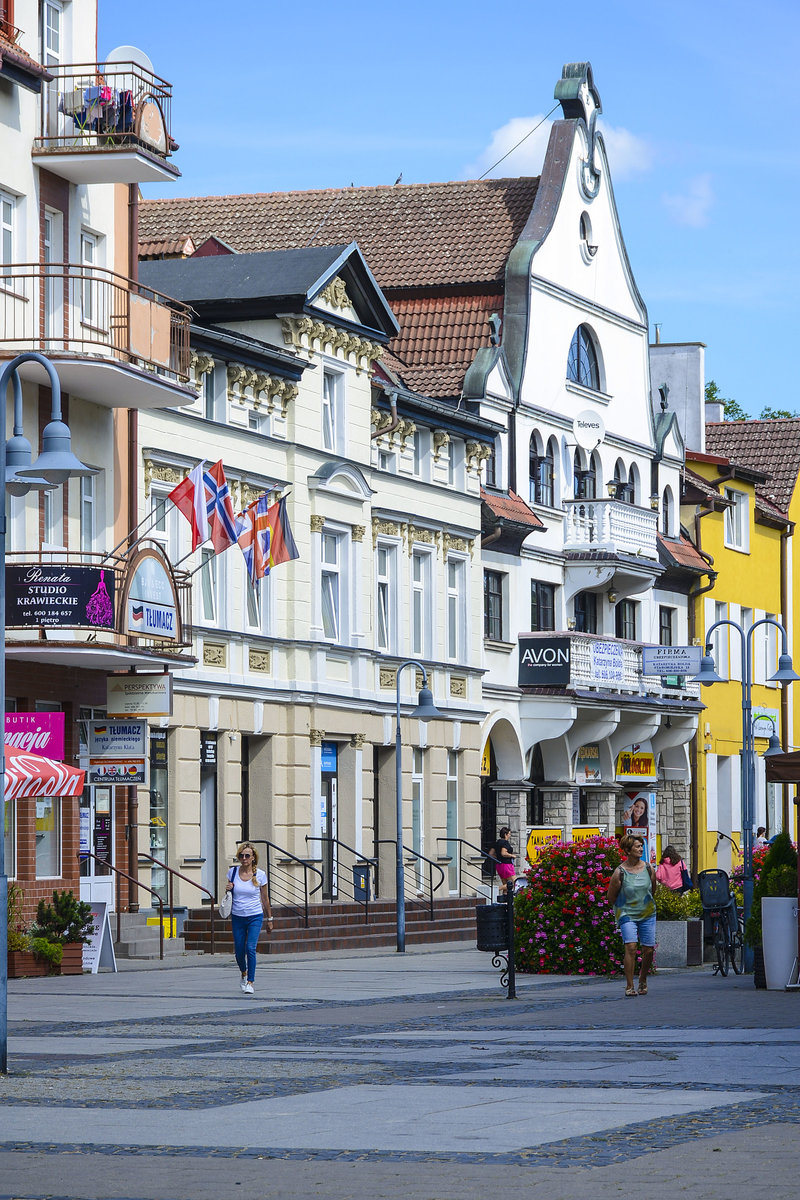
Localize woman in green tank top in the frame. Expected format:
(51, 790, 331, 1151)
(607, 833, 657, 997)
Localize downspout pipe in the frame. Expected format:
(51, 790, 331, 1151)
(371, 390, 399, 440)
(688, 501, 719, 876)
(481, 524, 503, 549)
(780, 521, 795, 832)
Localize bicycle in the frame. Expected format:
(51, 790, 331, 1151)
(697, 868, 744, 977)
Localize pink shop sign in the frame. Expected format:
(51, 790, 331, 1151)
(4, 712, 66, 761)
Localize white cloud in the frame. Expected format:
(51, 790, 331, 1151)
(661, 173, 714, 227)
(465, 115, 653, 182)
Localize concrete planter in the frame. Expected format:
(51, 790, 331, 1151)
(762, 897, 798, 990)
(656, 918, 703, 967)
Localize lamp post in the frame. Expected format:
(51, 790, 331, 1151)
(693, 617, 799, 972)
(1, 352, 95, 1075)
(394, 660, 441, 953)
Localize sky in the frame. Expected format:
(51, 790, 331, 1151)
(99, 0, 800, 418)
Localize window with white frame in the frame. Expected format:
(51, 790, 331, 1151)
(149, 485, 180, 562)
(322, 369, 344, 453)
(377, 445, 396, 472)
(204, 366, 217, 421)
(761, 613, 777, 684)
(448, 439, 463, 488)
(412, 429, 429, 479)
(321, 531, 341, 641)
(35, 796, 61, 878)
(244, 571, 262, 631)
(1, 188, 15, 279)
(248, 409, 270, 436)
(80, 475, 95, 554)
(446, 555, 466, 661)
(80, 230, 100, 327)
(711, 600, 729, 677)
(411, 548, 433, 657)
(412, 747, 425, 886)
(199, 548, 217, 624)
(724, 488, 749, 551)
(446, 750, 459, 892)
(43, 0, 62, 65)
(42, 484, 65, 550)
(483, 569, 504, 641)
(376, 542, 397, 653)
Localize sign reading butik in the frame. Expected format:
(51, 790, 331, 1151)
(519, 636, 571, 686)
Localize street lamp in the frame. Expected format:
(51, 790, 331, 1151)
(394, 660, 442, 953)
(693, 617, 799, 972)
(1, 352, 95, 1075)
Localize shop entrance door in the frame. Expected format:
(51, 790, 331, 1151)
(200, 733, 218, 894)
(320, 741, 338, 899)
(79, 785, 115, 909)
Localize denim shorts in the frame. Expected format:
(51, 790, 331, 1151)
(618, 914, 656, 946)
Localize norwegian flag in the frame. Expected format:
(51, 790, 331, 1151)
(236, 492, 272, 584)
(203, 460, 238, 554)
(167, 462, 210, 551)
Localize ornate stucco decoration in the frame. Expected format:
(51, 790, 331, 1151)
(350, 733, 366, 749)
(433, 429, 450, 461)
(465, 441, 492, 475)
(191, 352, 214, 391)
(143, 459, 185, 500)
(442, 532, 471, 560)
(281, 316, 383, 374)
(407, 524, 437, 554)
(449, 677, 466, 698)
(203, 643, 226, 667)
(310, 515, 326, 533)
(371, 407, 396, 440)
(393, 418, 416, 451)
(309, 729, 325, 747)
(227, 363, 250, 402)
(380, 668, 397, 690)
(248, 648, 271, 673)
(240, 482, 273, 510)
(372, 518, 401, 544)
(351, 525, 366, 543)
(320, 276, 352, 311)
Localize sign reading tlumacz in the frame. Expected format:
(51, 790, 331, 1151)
(6, 565, 116, 629)
(519, 636, 571, 686)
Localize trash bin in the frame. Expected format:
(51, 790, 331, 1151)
(476, 902, 508, 951)
(353, 863, 371, 902)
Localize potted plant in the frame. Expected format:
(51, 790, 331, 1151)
(30, 889, 95, 975)
(6, 882, 49, 979)
(744, 832, 798, 990)
(654, 885, 704, 967)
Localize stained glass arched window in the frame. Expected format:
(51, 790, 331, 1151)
(567, 325, 600, 391)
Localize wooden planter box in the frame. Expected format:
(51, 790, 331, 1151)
(59, 942, 85, 975)
(7, 951, 49, 979)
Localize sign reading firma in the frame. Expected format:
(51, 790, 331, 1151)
(519, 637, 571, 687)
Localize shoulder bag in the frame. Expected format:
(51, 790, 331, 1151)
(218, 867, 236, 919)
(680, 862, 693, 892)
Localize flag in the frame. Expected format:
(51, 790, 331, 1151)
(203, 460, 237, 554)
(235, 503, 256, 584)
(167, 462, 209, 551)
(236, 492, 272, 585)
(267, 497, 299, 567)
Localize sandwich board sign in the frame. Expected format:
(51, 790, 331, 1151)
(82, 901, 117, 974)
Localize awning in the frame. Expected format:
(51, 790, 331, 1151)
(765, 751, 800, 784)
(3, 746, 85, 801)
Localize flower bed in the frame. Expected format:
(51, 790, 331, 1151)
(514, 836, 623, 975)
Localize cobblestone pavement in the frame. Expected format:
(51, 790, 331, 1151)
(1, 946, 798, 1199)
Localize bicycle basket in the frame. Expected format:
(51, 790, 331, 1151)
(698, 869, 732, 908)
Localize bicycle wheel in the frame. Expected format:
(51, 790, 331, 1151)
(729, 926, 744, 975)
(712, 917, 728, 976)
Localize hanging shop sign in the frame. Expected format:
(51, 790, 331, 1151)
(87, 719, 147, 784)
(752, 707, 781, 737)
(641, 645, 702, 677)
(5, 564, 115, 629)
(519, 636, 571, 686)
(121, 546, 181, 642)
(575, 743, 601, 784)
(525, 826, 563, 865)
(5, 711, 65, 760)
(107, 674, 173, 718)
(615, 741, 657, 783)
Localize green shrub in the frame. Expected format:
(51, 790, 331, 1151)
(31, 889, 95, 946)
(30, 937, 63, 969)
(6, 880, 30, 953)
(654, 884, 698, 921)
(744, 832, 797, 947)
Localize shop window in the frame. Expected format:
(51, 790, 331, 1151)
(35, 796, 61, 878)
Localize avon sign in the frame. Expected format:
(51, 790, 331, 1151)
(518, 637, 571, 686)
(5, 711, 66, 761)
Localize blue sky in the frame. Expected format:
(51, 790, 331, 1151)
(100, 0, 799, 417)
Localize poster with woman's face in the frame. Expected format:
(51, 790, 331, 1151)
(622, 791, 657, 863)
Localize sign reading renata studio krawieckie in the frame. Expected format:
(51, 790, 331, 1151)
(518, 636, 571, 686)
(87, 720, 147, 785)
(5, 711, 65, 760)
(5, 565, 115, 629)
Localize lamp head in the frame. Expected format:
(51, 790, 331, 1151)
(693, 652, 724, 686)
(769, 654, 800, 685)
(19, 418, 97, 484)
(764, 732, 783, 757)
(5, 432, 54, 495)
(411, 686, 441, 722)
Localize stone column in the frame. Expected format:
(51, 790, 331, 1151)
(492, 783, 532, 859)
(540, 788, 575, 841)
(585, 789, 618, 836)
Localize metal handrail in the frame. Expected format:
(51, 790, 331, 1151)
(137, 852, 217, 954)
(79, 851, 165, 960)
(306, 835, 377, 924)
(378, 841, 445, 921)
(436, 836, 498, 901)
(247, 840, 323, 927)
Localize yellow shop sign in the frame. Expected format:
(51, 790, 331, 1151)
(526, 826, 562, 864)
(615, 742, 657, 782)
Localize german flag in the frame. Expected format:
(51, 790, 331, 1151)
(267, 497, 300, 567)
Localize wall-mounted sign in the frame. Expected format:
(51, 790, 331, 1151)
(753, 707, 781, 737)
(122, 547, 180, 642)
(5, 711, 65, 760)
(526, 827, 563, 865)
(616, 743, 657, 783)
(5, 564, 115, 629)
(590, 640, 625, 685)
(201, 733, 217, 767)
(321, 742, 338, 773)
(575, 743, 601, 784)
(573, 409, 605, 449)
(107, 674, 173, 718)
(642, 645, 702, 677)
(519, 637, 571, 687)
(88, 720, 147, 785)
(481, 741, 492, 777)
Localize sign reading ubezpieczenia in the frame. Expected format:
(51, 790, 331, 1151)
(88, 719, 148, 784)
(641, 645, 702, 677)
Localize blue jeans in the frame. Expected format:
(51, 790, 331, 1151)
(231, 912, 263, 982)
(618, 914, 657, 947)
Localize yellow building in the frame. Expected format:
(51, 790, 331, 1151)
(684, 439, 794, 874)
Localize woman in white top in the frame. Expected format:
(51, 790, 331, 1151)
(224, 842, 273, 994)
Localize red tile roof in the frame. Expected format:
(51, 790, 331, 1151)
(139, 236, 196, 259)
(0, 27, 51, 79)
(657, 533, 710, 574)
(705, 419, 800, 513)
(481, 488, 545, 530)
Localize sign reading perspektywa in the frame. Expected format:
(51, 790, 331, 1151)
(641, 645, 702, 677)
(107, 674, 173, 718)
(5, 564, 115, 629)
(88, 719, 148, 785)
(519, 636, 571, 686)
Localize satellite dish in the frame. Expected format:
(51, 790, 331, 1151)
(104, 44, 154, 77)
(573, 409, 605, 449)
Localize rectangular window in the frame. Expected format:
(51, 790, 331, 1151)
(80, 475, 95, 554)
(446, 557, 466, 660)
(36, 796, 61, 878)
(531, 581, 556, 632)
(659, 606, 674, 646)
(321, 531, 340, 641)
(43, 0, 61, 64)
(80, 230, 98, 326)
(245, 573, 261, 630)
(711, 600, 728, 676)
(484, 570, 504, 641)
(615, 599, 638, 641)
(43, 483, 65, 550)
(200, 547, 217, 623)
(204, 366, 216, 421)
(446, 750, 459, 892)
(483, 442, 497, 488)
(724, 488, 749, 551)
(376, 543, 396, 653)
(322, 370, 343, 452)
(377, 447, 396, 472)
(574, 591, 597, 634)
(411, 549, 432, 657)
(1, 189, 15, 278)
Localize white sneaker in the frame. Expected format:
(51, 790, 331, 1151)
(243, 983, 254, 995)
(240, 978, 248, 992)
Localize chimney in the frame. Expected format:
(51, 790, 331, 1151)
(705, 401, 724, 423)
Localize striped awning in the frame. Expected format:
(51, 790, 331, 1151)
(3, 745, 85, 801)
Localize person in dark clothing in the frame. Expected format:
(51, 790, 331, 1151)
(493, 827, 516, 894)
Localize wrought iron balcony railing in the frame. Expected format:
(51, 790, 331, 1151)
(0, 262, 191, 381)
(563, 497, 658, 559)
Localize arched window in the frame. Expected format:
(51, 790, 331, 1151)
(529, 433, 555, 507)
(661, 487, 672, 536)
(567, 325, 600, 391)
(573, 449, 597, 500)
(611, 459, 635, 504)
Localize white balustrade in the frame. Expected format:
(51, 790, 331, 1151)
(563, 499, 658, 559)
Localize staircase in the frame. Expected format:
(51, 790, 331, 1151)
(114, 912, 186, 960)
(183, 896, 483, 955)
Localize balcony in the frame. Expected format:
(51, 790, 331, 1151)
(4, 548, 195, 673)
(563, 498, 658, 559)
(0, 262, 193, 407)
(32, 61, 179, 184)
(518, 631, 699, 700)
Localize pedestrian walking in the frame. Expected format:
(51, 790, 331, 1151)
(755, 827, 769, 849)
(493, 826, 516, 894)
(656, 845, 690, 892)
(607, 833, 657, 997)
(225, 842, 273, 995)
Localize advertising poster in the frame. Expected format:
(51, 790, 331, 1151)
(5, 711, 65, 760)
(623, 790, 657, 864)
(575, 743, 601, 784)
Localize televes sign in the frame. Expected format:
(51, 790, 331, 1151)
(519, 637, 571, 686)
